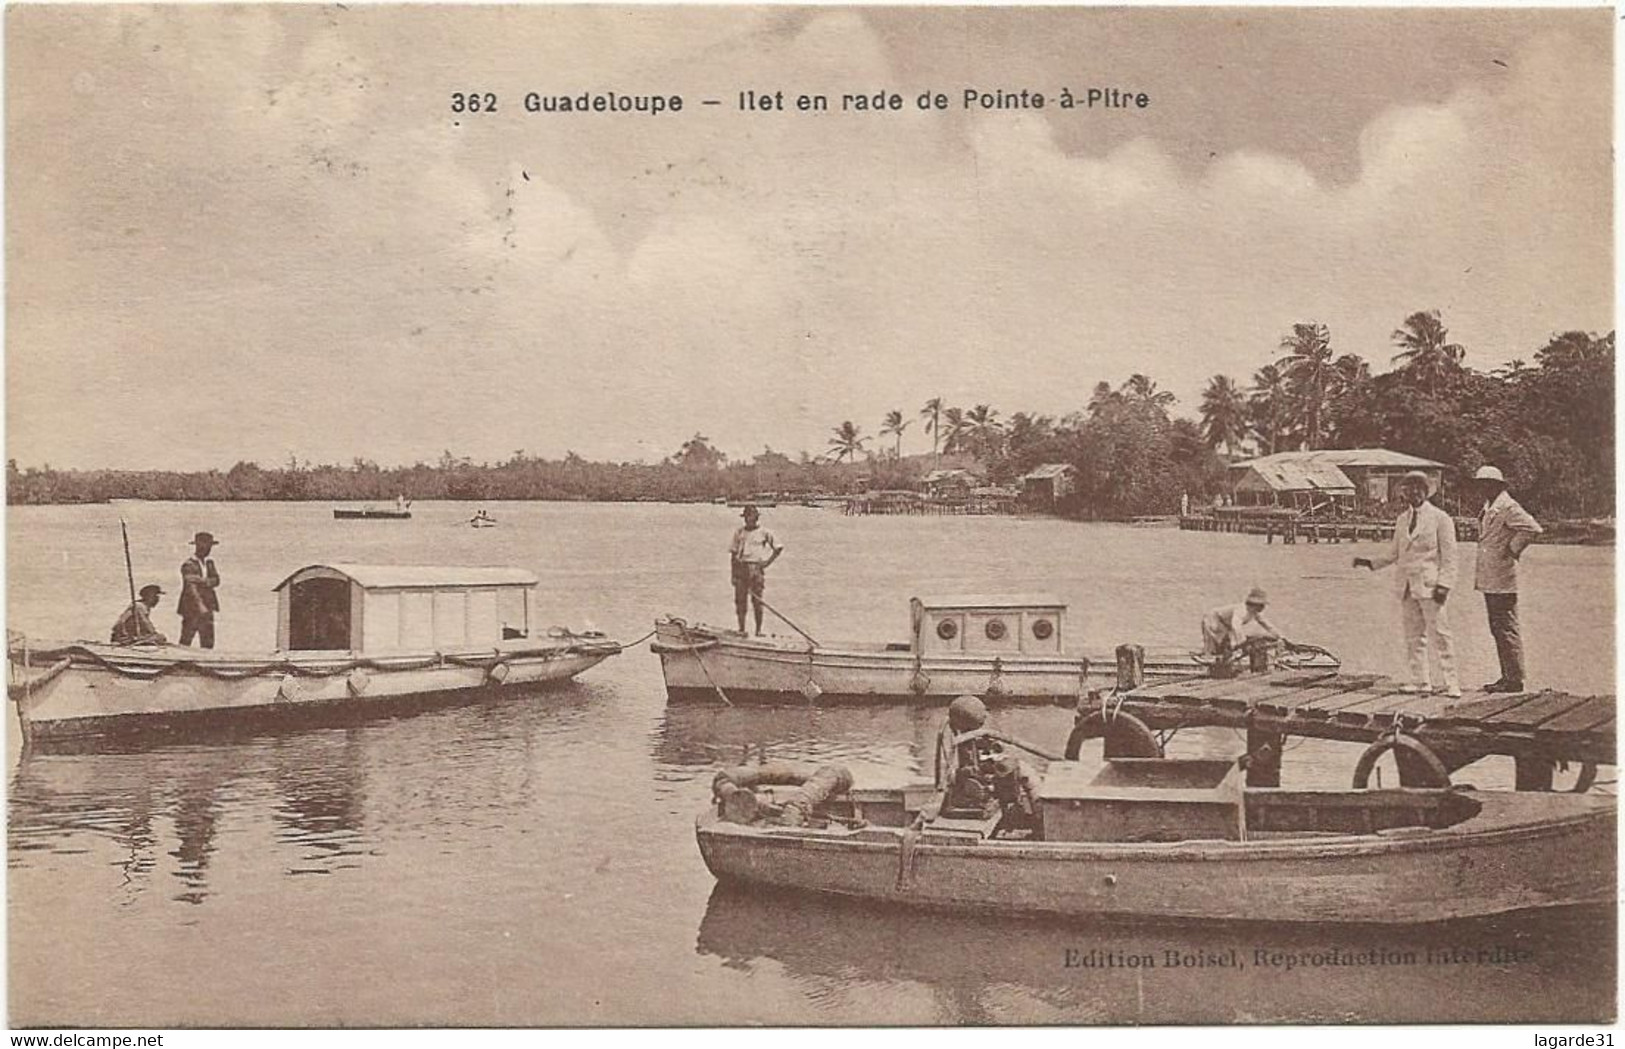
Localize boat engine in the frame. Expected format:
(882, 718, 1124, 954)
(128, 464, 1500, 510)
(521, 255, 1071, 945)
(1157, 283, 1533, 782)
(938, 696, 1039, 830)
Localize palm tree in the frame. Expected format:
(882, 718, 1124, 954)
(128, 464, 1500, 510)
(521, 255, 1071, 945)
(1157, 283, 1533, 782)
(1199, 375, 1248, 455)
(1391, 310, 1466, 397)
(1005, 412, 1055, 457)
(1277, 322, 1335, 450)
(880, 410, 910, 458)
(939, 407, 967, 455)
(965, 404, 1004, 459)
(1122, 373, 1177, 413)
(1086, 381, 1122, 419)
(1493, 358, 1531, 384)
(827, 421, 868, 463)
(1248, 363, 1289, 456)
(919, 398, 944, 455)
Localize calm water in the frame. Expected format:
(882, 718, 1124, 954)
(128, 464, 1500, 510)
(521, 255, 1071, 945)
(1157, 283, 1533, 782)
(6, 502, 1616, 1025)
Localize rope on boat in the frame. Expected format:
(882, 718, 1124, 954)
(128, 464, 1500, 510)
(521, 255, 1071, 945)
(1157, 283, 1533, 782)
(673, 619, 733, 707)
(896, 827, 920, 892)
(7, 633, 622, 685)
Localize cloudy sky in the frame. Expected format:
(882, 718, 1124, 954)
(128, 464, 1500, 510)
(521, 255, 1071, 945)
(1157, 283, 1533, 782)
(6, 6, 1612, 470)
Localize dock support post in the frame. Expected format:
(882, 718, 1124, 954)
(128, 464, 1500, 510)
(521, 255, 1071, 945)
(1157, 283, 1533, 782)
(1514, 756, 1555, 791)
(1115, 644, 1145, 692)
(1245, 727, 1283, 787)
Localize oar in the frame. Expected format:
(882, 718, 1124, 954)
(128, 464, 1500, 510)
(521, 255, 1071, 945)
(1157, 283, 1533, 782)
(756, 596, 819, 647)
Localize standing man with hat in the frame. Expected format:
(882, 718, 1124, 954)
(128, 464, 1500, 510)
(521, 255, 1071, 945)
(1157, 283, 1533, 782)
(1472, 465, 1542, 692)
(178, 531, 221, 648)
(1201, 587, 1281, 657)
(111, 584, 168, 645)
(1354, 470, 1461, 697)
(729, 505, 782, 636)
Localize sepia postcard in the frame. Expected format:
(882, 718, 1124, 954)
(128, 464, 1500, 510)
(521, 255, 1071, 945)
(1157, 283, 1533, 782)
(4, 3, 1615, 1032)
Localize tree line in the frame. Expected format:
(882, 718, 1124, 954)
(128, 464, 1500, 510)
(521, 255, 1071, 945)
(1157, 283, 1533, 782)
(8, 318, 1612, 519)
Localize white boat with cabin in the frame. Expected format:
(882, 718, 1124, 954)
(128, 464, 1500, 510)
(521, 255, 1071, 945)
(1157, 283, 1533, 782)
(652, 594, 1336, 705)
(8, 563, 621, 741)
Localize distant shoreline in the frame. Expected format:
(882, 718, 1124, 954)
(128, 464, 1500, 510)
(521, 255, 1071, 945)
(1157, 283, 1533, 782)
(9, 495, 1611, 546)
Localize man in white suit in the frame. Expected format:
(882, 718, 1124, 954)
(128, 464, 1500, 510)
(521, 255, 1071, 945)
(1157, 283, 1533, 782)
(1354, 470, 1461, 697)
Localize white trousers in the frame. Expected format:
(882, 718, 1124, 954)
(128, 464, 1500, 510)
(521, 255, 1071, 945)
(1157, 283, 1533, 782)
(1399, 591, 1458, 691)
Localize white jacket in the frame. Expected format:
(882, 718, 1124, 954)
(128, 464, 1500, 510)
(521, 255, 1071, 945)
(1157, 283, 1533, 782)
(1370, 500, 1459, 599)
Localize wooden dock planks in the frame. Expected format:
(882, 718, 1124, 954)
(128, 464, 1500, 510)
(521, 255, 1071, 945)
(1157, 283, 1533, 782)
(1536, 697, 1615, 735)
(1481, 691, 1597, 729)
(1117, 669, 1615, 766)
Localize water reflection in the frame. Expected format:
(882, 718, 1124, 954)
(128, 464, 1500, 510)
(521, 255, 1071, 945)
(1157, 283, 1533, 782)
(652, 701, 1079, 783)
(9, 681, 613, 905)
(696, 884, 1616, 1024)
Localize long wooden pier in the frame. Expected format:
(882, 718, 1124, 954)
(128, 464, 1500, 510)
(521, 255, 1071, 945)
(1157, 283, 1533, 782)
(1179, 513, 1482, 544)
(1094, 664, 1613, 790)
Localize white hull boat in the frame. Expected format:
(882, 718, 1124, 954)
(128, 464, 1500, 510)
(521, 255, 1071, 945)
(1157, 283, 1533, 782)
(9, 563, 621, 741)
(653, 594, 1336, 706)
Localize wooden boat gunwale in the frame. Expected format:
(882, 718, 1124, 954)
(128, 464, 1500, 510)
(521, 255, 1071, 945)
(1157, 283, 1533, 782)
(694, 778, 1617, 923)
(699, 789, 1612, 862)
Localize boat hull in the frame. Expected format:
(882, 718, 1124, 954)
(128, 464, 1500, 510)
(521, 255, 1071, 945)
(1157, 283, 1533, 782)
(9, 638, 619, 740)
(697, 793, 1617, 925)
(333, 509, 411, 520)
(652, 619, 1316, 705)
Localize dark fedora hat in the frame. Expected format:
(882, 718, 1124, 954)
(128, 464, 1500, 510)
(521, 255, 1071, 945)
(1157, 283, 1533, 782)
(138, 584, 165, 601)
(192, 531, 219, 547)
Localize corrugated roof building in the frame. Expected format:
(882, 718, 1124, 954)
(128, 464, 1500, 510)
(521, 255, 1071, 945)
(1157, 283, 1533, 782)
(1020, 462, 1076, 506)
(1228, 448, 1446, 510)
(1231, 460, 1355, 510)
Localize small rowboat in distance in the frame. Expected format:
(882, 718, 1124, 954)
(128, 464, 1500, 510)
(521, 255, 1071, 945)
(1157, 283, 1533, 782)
(697, 756, 1617, 925)
(653, 595, 1337, 705)
(334, 507, 412, 520)
(8, 563, 621, 742)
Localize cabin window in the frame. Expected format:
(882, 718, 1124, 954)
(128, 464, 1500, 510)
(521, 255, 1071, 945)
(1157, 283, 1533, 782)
(1032, 618, 1054, 640)
(984, 618, 1008, 641)
(937, 619, 959, 641)
(288, 577, 352, 651)
(498, 588, 528, 639)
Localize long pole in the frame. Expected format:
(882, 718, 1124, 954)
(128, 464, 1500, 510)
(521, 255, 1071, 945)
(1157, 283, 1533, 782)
(120, 518, 139, 632)
(756, 596, 819, 647)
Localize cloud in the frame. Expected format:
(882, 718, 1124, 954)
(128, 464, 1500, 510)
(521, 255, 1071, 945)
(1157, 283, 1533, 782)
(5, 12, 1611, 468)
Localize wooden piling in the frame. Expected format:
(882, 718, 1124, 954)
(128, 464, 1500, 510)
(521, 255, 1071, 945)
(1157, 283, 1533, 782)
(1514, 756, 1556, 792)
(1245, 727, 1284, 787)
(1115, 644, 1145, 691)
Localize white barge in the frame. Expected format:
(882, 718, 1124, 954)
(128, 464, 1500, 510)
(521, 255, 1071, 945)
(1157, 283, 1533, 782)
(8, 563, 621, 741)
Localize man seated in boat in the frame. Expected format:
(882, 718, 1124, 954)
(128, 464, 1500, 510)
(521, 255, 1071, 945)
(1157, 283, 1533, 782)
(728, 505, 782, 635)
(1201, 587, 1281, 658)
(110, 584, 169, 646)
(925, 695, 1041, 832)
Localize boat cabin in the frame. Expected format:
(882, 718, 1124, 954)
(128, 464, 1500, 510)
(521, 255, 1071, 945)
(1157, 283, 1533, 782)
(273, 564, 538, 653)
(910, 595, 1066, 656)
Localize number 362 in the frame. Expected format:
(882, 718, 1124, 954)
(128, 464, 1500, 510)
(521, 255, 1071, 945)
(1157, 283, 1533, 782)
(451, 93, 498, 113)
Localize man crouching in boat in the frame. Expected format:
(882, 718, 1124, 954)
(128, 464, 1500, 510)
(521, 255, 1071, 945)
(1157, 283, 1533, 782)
(1201, 587, 1280, 658)
(111, 584, 169, 646)
(729, 506, 782, 636)
(923, 695, 1042, 834)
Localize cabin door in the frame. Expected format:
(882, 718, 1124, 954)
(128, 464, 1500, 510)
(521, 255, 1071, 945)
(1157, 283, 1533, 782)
(289, 578, 352, 650)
